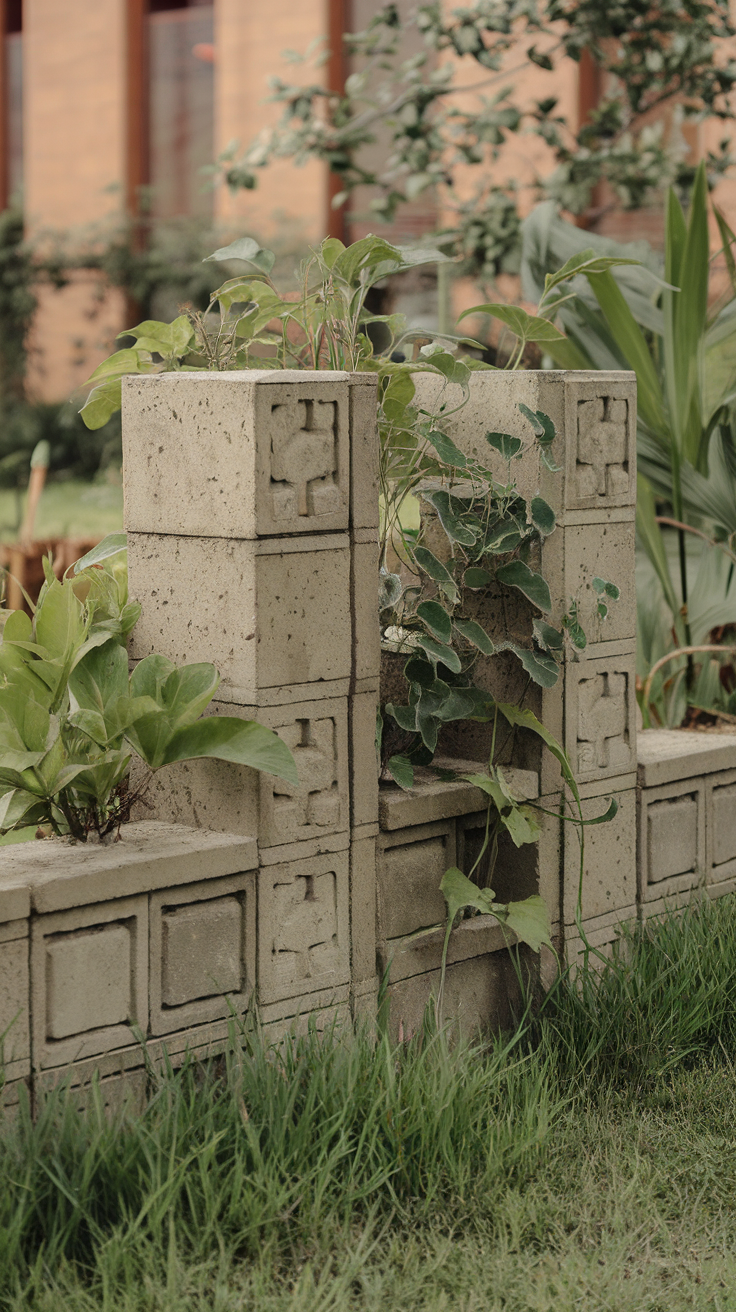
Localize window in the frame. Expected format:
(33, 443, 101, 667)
(5, 0, 22, 205)
(147, 0, 214, 219)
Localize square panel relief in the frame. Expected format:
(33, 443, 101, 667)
(258, 852, 350, 1004)
(708, 777, 736, 884)
(565, 383, 636, 511)
(31, 896, 148, 1070)
(261, 701, 349, 848)
(256, 384, 349, 535)
(377, 823, 455, 941)
(150, 873, 255, 1035)
(571, 657, 636, 782)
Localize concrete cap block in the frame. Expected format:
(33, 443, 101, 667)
(2, 823, 257, 914)
(637, 729, 736, 787)
(127, 531, 352, 699)
(0, 879, 30, 926)
(379, 913, 512, 983)
(123, 372, 351, 539)
(378, 761, 539, 831)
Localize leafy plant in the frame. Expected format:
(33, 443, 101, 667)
(0, 537, 296, 842)
(76, 231, 620, 958)
(522, 165, 736, 722)
(216, 1, 736, 279)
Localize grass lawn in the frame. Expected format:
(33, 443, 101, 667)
(0, 479, 123, 543)
(3, 897, 736, 1311)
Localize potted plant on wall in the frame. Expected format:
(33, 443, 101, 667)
(0, 538, 296, 844)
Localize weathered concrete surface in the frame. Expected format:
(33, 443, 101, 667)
(638, 729, 736, 787)
(0, 823, 257, 913)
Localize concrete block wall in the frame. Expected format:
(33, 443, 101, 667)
(123, 370, 381, 1025)
(638, 730, 736, 915)
(411, 370, 639, 961)
(0, 823, 261, 1110)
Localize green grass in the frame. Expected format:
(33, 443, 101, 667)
(0, 478, 123, 542)
(4, 896, 736, 1310)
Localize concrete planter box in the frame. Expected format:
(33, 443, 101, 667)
(638, 729, 736, 915)
(0, 822, 259, 1107)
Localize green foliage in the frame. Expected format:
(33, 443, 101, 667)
(216, 0, 736, 280)
(522, 166, 736, 723)
(77, 230, 621, 954)
(4, 896, 736, 1305)
(0, 539, 295, 841)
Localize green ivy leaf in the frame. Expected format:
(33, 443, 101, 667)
(417, 600, 452, 643)
(453, 618, 494, 654)
(496, 560, 552, 612)
(463, 567, 492, 589)
(422, 490, 478, 547)
(496, 895, 552, 951)
(423, 429, 467, 468)
(530, 496, 556, 536)
(485, 431, 522, 459)
(416, 634, 462, 673)
(517, 404, 556, 445)
(387, 754, 414, 790)
(413, 547, 459, 603)
(533, 619, 564, 656)
(508, 643, 560, 687)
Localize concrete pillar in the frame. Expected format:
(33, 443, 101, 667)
(412, 369, 638, 960)
(123, 369, 380, 1023)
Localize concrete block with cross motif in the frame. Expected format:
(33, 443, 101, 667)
(257, 852, 351, 1004)
(122, 371, 351, 539)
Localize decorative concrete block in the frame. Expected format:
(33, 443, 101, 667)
(377, 820, 455, 941)
(122, 371, 350, 539)
(563, 777, 637, 924)
(258, 851, 351, 1004)
(565, 903, 637, 967)
(386, 949, 526, 1041)
(1, 823, 257, 914)
(127, 531, 352, 700)
(380, 913, 512, 984)
(566, 651, 637, 783)
(351, 534, 381, 683)
(350, 836, 377, 984)
(0, 934, 29, 1077)
(31, 895, 148, 1069)
(260, 698, 349, 847)
(378, 765, 538, 832)
(411, 370, 636, 516)
(707, 770, 736, 885)
(638, 729, 736, 788)
(0, 880, 30, 927)
(552, 518, 636, 644)
(348, 374, 379, 530)
(350, 691, 380, 830)
(138, 699, 349, 850)
(150, 872, 255, 1034)
(638, 778, 705, 902)
(565, 383, 635, 511)
(352, 979, 379, 1026)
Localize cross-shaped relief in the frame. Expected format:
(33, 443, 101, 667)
(577, 670, 631, 773)
(272, 870, 338, 982)
(576, 397, 629, 500)
(270, 717, 341, 840)
(269, 398, 341, 521)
